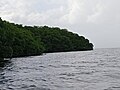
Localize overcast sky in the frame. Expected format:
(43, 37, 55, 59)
(0, 0, 120, 48)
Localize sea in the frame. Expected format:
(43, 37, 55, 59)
(0, 48, 120, 90)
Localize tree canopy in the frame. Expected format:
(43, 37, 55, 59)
(0, 18, 93, 59)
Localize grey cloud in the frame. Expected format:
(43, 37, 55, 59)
(0, 0, 120, 48)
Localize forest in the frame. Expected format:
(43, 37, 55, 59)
(0, 18, 93, 60)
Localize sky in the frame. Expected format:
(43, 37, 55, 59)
(0, 0, 120, 48)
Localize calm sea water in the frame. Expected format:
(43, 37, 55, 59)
(1, 48, 120, 90)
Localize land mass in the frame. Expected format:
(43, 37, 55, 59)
(0, 18, 93, 59)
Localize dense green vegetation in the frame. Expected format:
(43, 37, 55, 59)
(0, 18, 93, 59)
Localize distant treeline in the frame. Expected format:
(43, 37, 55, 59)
(0, 18, 93, 59)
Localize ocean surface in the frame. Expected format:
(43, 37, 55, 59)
(0, 48, 120, 90)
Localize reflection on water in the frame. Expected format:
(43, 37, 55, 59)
(0, 59, 11, 68)
(0, 48, 120, 90)
(0, 59, 12, 89)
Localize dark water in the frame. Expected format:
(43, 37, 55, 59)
(1, 48, 120, 90)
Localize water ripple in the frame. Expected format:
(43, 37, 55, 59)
(1, 48, 120, 90)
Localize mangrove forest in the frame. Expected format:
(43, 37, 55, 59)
(0, 18, 93, 60)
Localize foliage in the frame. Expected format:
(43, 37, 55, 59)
(0, 18, 44, 58)
(0, 18, 93, 59)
